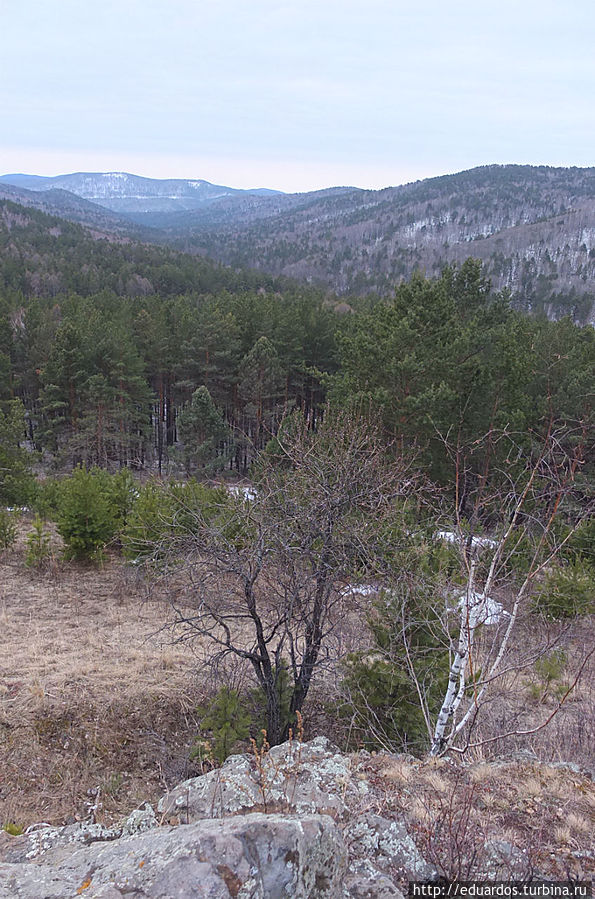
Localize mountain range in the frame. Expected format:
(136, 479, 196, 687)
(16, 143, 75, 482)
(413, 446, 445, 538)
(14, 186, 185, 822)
(2, 165, 594, 321)
(0, 172, 280, 215)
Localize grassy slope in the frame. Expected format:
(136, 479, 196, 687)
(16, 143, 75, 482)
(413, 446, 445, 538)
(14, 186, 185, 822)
(0, 518, 203, 827)
(0, 514, 593, 882)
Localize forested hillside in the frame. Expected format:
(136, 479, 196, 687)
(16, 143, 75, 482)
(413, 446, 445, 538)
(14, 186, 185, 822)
(0, 197, 592, 483)
(0, 199, 338, 474)
(4, 166, 595, 321)
(0, 199, 282, 298)
(0, 182, 148, 238)
(170, 165, 595, 320)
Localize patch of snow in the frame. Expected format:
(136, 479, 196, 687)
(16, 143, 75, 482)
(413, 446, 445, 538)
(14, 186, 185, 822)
(437, 530, 498, 551)
(88, 194, 193, 200)
(340, 584, 379, 597)
(580, 228, 595, 252)
(456, 591, 509, 627)
(403, 218, 431, 238)
(227, 485, 258, 501)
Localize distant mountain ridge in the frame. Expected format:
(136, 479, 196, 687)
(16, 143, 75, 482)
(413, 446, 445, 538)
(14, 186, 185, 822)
(0, 181, 153, 237)
(2, 165, 594, 321)
(0, 172, 282, 215)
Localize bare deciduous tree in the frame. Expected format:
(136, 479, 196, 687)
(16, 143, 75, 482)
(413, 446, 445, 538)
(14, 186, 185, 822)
(149, 409, 416, 745)
(340, 423, 593, 758)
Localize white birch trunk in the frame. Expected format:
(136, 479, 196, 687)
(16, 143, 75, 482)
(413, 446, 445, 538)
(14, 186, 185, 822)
(430, 561, 476, 755)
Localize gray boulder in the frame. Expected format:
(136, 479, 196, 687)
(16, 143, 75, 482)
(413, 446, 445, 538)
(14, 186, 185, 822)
(344, 859, 406, 898)
(0, 812, 347, 899)
(159, 736, 369, 823)
(0, 806, 159, 867)
(0, 822, 120, 866)
(344, 813, 436, 882)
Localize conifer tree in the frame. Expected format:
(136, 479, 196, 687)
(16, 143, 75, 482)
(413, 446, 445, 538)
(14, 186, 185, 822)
(0, 399, 34, 504)
(238, 336, 284, 454)
(177, 385, 228, 475)
(38, 321, 88, 458)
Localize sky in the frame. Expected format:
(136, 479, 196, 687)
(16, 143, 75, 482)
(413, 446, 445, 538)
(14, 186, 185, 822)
(2, 0, 594, 193)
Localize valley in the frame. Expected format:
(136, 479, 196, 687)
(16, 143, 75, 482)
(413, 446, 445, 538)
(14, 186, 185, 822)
(3, 165, 595, 320)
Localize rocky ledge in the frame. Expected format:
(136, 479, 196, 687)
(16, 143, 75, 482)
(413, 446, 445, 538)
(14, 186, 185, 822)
(0, 737, 589, 898)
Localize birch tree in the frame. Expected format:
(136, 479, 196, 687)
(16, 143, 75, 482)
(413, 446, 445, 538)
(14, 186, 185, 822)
(429, 425, 594, 756)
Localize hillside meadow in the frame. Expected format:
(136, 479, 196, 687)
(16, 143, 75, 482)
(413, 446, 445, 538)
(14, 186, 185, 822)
(1, 513, 593, 838)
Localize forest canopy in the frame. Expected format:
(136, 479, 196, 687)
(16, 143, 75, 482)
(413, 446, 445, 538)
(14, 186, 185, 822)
(0, 199, 592, 490)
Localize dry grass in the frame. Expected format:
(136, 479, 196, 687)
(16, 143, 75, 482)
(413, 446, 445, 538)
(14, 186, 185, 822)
(566, 812, 592, 837)
(367, 753, 595, 880)
(0, 520, 204, 828)
(452, 607, 595, 768)
(379, 756, 415, 786)
(467, 762, 493, 784)
(0, 564, 195, 716)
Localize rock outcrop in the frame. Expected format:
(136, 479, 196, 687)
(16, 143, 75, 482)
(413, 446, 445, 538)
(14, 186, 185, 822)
(6, 735, 587, 897)
(0, 813, 346, 898)
(159, 736, 368, 822)
(0, 737, 429, 897)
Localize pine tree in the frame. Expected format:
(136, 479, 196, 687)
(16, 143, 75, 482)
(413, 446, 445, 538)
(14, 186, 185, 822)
(177, 386, 228, 475)
(38, 321, 88, 458)
(238, 336, 284, 456)
(0, 399, 34, 505)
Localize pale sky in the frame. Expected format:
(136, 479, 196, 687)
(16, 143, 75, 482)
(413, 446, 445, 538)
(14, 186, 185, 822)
(2, 0, 594, 193)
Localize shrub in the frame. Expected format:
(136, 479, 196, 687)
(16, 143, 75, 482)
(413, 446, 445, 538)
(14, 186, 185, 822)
(56, 466, 118, 561)
(0, 508, 17, 549)
(168, 480, 230, 535)
(121, 481, 170, 561)
(194, 687, 251, 765)
(122, 479, 229, 562)
(560, 517, 595, 565)
(250, 662, 294, 738)
(529, 650, 568, 703)
(86, 467, 136, 531)
(533, 560, 595, 619)
(25, 515, 52, 569)
(340, 587, 450, 754)
(31, 478, 62, 520)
